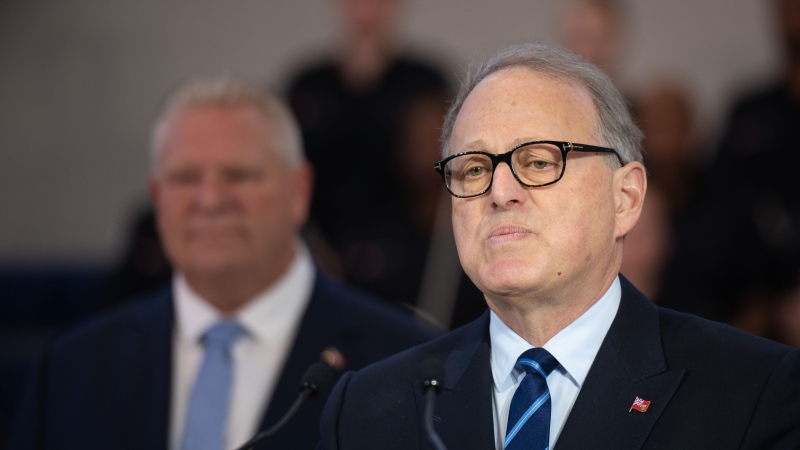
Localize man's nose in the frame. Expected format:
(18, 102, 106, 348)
(194, 176, 230, 210)
(488, 162, 525, 207)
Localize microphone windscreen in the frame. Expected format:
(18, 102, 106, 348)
(419, 357, 445, 389)
(300, 362, 333, 398)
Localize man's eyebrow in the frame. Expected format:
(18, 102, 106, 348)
(511, 137, 547, 147)
(456, 137, 547, 154)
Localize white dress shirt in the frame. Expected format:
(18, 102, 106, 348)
(490, 276, 621, 450)
(169, 243, 315, 450)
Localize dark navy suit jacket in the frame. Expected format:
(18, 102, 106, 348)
(318, 276, 800, 449)
(9, 272, 438, 450)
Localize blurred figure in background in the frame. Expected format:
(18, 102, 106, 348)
(659, 0, 800, 343)
(621, 80, 701, 303)
(619, 184, 673, 300)
(395, 92, 487, 329)
(286, 0, 455, 321)
(560, 0, 628, 83)
(93, 205, 172, 312)
(775, 276, 800, 347)
(9, 78, 437, 450)
(637, 80, 704, 213)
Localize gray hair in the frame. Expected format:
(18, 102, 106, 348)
(150, 78, 303, 171)
(441, 42, 643, 167)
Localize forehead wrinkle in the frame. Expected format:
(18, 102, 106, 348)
(457, 139, 489, 153)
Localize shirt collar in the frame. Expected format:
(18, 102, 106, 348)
(174, 241, 315, 346)
(490, 276, 621, 392)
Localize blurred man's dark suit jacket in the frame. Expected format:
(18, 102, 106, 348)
(9, 271, 438, 450)
(318, 276, 800, 449)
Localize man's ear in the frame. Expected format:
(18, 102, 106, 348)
(613, 161, 647, 239)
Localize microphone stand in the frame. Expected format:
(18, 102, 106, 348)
(234, 389, 312, 450)
(420, 357, 448, 450)
(234, 362, 332, 450)
(423, 384, 448, 450)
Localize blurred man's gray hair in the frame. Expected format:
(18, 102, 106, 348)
(441, 42, 643, 167)
(151, 78, 303, 170)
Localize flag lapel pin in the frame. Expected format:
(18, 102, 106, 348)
(629, 396, 651, 413)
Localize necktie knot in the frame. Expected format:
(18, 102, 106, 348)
(203, 320, 245, 351)
(517, 347, 559, 379)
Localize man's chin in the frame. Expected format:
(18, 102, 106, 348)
(477, 262, 547, 297)
(184, 255, 248, 277)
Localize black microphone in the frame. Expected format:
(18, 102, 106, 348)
(419, 358, 448, 450)
(234, 362, 333, 450)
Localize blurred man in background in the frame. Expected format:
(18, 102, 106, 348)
(285, 0, 478, 326)
(9, 79, 437, 450)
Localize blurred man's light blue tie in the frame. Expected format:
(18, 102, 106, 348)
(181, 320, 245, 450)
(504, 348, 559, 450)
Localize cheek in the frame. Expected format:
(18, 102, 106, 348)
(250, 188, 295, 232)
(552, 180, 615, 252)
(155, 193, 188, 230)
(451, 201, 486, 271)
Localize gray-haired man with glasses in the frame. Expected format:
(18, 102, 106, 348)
(317, 42, 800, 450)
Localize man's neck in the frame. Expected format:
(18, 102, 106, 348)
(183, 252, 296, 313)
(338, 37, 396, 89)
(486, 271, 618, 347)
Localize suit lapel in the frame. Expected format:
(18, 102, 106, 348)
(555, 277, 685, 449)
(415, 313, 496, 450)
(121, 289, 174, 449)
(258, 275, 329, 431)
(256, 273, 354, 448)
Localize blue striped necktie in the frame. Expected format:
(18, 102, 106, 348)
(181, 320, 245, 450)
(504, 348, 560, 450)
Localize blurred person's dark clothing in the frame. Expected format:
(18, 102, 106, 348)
(656, 0, 800, 344)
(659, 81, 800, 340)
(287, 56, 485, 329)
(287, 55, 445, 256)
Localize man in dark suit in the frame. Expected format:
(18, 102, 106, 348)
(317, 43, 800, 449)
(9, 79, 437, 450)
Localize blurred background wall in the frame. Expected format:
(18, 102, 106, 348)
(0, 0, 779, 265)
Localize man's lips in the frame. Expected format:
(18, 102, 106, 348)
(188, 224, 242, 240)
(486, 225, 533, 244)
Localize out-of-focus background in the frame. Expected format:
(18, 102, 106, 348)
(3, 0, 800, 446)
(0, 1, 778, 264)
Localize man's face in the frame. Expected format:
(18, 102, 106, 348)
(150, 105, 310, 283)
(449, 67, 623, 306)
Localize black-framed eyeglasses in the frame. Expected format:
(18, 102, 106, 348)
(433, 140, 623, 198)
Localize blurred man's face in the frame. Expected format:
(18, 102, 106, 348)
(449, 68, 622, 308)
(151, 105, 310, 284)
(337, 0, 403, 41)
(561, 0, 621, 74)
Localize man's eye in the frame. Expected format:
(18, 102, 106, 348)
(467, 166, 486, 177)
(532, 160, 549, 170)
(227, 170, 260, 183)
(167, 172, 199, 185)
